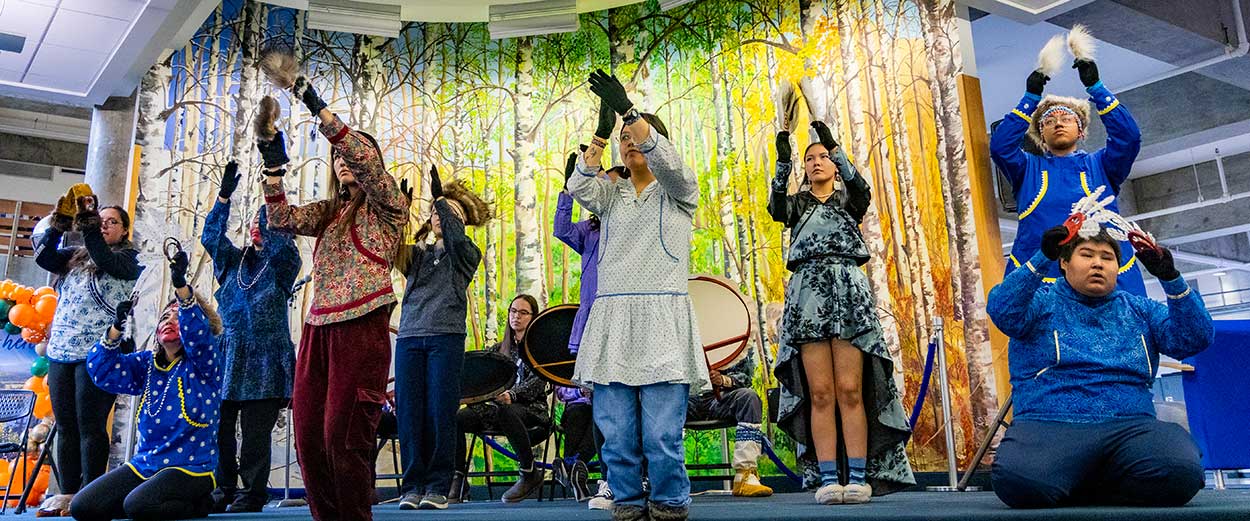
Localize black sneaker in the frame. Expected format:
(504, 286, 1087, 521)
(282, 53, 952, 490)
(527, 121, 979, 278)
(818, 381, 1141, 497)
(419, 494, 449, 510)
(570, 461, 591, 502)
(398, 492, 423, 510)
(552, 459, 571, 489)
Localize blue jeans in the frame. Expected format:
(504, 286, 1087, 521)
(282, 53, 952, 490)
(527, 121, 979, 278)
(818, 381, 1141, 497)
(394, 334, 465, 495)
(593, 382, 691, 508)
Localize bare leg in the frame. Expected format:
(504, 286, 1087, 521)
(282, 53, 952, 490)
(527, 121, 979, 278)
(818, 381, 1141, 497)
(800, 342, 838, 463)
(831, 339, 866, 460)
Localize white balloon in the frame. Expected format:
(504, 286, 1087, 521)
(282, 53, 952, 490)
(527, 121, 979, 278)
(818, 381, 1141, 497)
(35, 341, 48, 357)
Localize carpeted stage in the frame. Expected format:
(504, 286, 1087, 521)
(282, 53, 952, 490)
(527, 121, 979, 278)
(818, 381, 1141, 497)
(197, 490, 1250, 521)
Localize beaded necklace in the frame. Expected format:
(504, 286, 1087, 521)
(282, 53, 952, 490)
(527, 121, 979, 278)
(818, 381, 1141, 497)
(236, 246, 270, 290)
(141, 355, 180, 418)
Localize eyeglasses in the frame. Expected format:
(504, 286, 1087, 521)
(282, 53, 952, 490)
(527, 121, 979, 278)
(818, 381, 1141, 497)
(508, 308, 532, 316)
(101, 219, 123, 227)
(1041, 115, 1080, 129)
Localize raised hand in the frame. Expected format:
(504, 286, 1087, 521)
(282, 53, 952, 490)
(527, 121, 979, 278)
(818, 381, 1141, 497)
(594, 98, 617, 140)
(294, 76, 328, 115)
(1026, 70, 1049, 96)
(775, 131, 792, 163)
(400, 178, 414, 204)
(169, 250, 189, 289)
(50, 197, 73, 232)
(1136, 246, 1179, 281)
(1072, 59, 1099, 88)
(564, 150, 580, 191)
(588, 69, 634, 116)
(74, 204, 101, 234)
(219, 161, 241, 200)
(1041, 225, 1069, 260)
(256, 131, 290, 170)
(112, 300, 133, 332)
(810, 121, 838, 153)
(428, 166, 443, 200)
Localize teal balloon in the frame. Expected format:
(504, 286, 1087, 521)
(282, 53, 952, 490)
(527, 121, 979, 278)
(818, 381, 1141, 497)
(4, 322, 20, 335)
(0, 299, 10, 317)
(31, 356, 49, 377)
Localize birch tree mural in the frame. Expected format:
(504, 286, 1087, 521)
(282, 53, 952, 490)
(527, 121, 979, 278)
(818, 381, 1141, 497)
(134, 0, 998, 474)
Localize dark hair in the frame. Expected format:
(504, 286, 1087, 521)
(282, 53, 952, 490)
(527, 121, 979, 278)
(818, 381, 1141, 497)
(803, 142, 830, 157)
(1060, 230, 1122, 266)
(640, 113, 669, 140)
(322, 130, 383, 233)
(501, 293, 541, 355)
(100, 205, 131, 232)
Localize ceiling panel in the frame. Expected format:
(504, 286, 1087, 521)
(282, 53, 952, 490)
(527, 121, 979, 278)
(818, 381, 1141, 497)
(0, 1, 55, 73)
(42, 9, 131, 52)
(0, 68, 22, 82)
(59, 0, 146, 21)
(24, 43, 108, 91)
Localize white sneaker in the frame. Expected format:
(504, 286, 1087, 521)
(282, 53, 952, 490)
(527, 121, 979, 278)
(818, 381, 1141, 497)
(587, 481, 614, 510)
(815, 483, 844, 505)
(843, 483, 872, 504)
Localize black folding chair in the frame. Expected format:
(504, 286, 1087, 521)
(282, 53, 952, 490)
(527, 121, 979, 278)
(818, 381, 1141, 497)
(0, 390, 38, 515)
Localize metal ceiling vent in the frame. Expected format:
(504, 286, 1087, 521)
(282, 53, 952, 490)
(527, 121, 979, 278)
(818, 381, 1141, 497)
(488, 0, 579, 40)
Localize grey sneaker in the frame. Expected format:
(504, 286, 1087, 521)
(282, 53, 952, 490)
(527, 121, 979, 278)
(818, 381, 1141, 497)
(552, 458, 570, 489)
(649, 502, 688, 521)
(588, 480, 614, 510)
(398, 492, 423, 510)
(418, 494, 449, 510)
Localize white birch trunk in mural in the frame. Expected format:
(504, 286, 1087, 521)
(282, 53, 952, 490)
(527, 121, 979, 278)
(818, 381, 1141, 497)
(921, 0, 998, 445)
(710, 48, 741, 282)
(231, 0, 260, 225)
(482, 36, 502, 346)
(352, 35, 388, 136)
(797, 0, 835, 127)
(512, 36, 546, 302)
(836, 0, 902, 365)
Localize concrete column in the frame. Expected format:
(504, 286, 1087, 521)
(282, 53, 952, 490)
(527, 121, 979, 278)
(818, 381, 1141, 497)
(84, 90, 139, 209)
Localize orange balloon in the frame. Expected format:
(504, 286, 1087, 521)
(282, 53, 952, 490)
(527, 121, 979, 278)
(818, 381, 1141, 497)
(0, 281, 12, 300)
(34, 296, 56, 323)
(11, 286, 33, 305)
(33, 392, 52, 419)
(22, 376, 48, 395)
(8, 303, 36, 328)
(21, 328, 45, 344)
(33, 286, 56, 299)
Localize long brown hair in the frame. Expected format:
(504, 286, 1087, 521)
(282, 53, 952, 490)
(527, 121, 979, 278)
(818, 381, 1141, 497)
(321, 131, 412, 272)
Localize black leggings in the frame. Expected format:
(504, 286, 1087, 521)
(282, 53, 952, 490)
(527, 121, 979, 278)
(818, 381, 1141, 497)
(456, 403, 545, 470)
(70, 465, 214, 521)
(215, 398, 284, 502)
(561, 402, 599, 463)
(47, 360, 116, 493)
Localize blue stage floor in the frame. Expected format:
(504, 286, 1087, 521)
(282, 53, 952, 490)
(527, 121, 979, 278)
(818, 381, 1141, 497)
(185, 489, 1250, 521)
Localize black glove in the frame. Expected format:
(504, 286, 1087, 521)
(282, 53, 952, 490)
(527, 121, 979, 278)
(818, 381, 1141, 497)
(810, 121, 838, 152)
(74, 209, 101, 234)
(1040, 225, 1068, 260)
(49, 198, 73, 232)
(588, 69, 634, 116)
(1026, 70, 1049, 96)
(594, 98, 616, 140)
(169, 251, 189, 289)
(564, 145, 587, 191)
(428, 166, 443, 200)
(219, 161, 241, 200)
(256, 131, 290, 169)
(400, 178, 413, 203)
(775, 131, 792, 162)
(1073, 59, 1099, 88)
(1137, 247, 1180, 281)
(295, 77, 328, 115)
(112, 300, 133, 332)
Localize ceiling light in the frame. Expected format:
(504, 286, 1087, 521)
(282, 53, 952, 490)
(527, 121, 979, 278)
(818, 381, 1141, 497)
(488, 0, 579, 40)
(257, 0, 309, 9)
(1214, 271, 1227, 277)
(306, 0, 401, 38)
(0, 32, 24, 54)
(660, 0, 699, 11)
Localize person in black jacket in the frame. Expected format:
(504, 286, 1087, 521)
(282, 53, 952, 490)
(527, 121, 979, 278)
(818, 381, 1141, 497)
(452, 294, 551, 504)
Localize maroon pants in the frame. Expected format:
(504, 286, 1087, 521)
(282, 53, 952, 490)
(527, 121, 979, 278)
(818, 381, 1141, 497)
(293, 307, 392, 521)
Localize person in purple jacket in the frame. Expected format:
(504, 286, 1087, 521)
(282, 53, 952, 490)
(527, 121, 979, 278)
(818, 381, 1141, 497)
(552, 150, 624, 508)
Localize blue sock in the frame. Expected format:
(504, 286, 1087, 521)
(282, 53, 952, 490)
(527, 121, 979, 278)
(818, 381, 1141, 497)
(818, 460, 840, 486)
(847, 457, 866, 484)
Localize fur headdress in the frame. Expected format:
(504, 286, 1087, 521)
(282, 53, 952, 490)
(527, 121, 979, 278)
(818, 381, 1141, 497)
(1027, 95, 1091, 149)
(440, 181, 492, 227)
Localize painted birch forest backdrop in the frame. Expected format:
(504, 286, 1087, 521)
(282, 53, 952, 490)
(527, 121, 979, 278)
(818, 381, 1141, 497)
(129, 0, 997, 473)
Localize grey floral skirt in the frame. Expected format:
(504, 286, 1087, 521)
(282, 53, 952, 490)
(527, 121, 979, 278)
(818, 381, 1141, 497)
(774, 257, 915, 495)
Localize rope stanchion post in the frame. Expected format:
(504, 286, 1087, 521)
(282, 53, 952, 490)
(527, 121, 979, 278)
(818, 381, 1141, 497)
(925, 318, 981, 492)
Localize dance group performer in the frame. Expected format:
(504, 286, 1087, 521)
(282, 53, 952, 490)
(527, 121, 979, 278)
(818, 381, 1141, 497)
(26, 31, 1217, 521)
